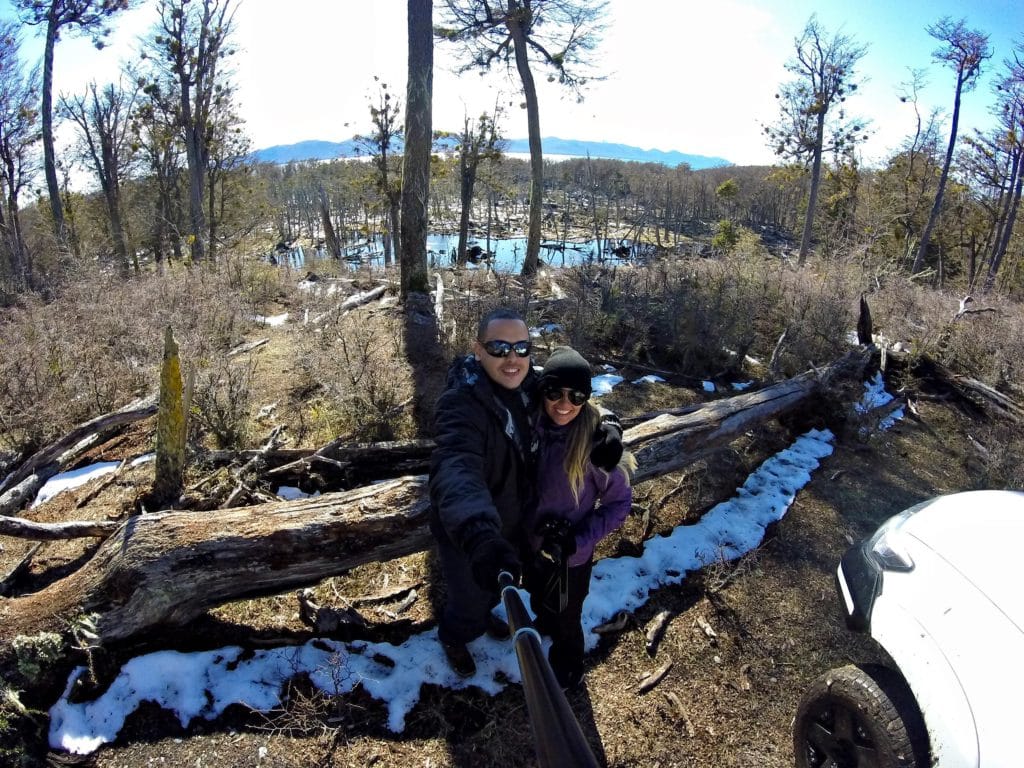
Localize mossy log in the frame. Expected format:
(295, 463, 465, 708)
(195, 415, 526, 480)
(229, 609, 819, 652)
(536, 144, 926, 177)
(153, 327, 186, 508)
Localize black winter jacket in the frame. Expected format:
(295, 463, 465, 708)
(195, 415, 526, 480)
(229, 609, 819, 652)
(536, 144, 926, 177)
(428, 355, 539, 554)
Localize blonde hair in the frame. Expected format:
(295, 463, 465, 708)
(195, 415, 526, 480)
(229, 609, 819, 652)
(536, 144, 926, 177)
(563, 403, 637, 505)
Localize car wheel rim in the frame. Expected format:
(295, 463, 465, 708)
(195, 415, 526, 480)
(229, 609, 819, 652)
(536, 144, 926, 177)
(803, 700, 882, 768)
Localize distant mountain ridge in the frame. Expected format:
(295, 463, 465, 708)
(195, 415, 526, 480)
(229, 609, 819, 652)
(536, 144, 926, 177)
(251, 136, 731, 169)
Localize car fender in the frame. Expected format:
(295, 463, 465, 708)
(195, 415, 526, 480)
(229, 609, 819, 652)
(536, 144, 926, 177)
(868, 595, 978, 768)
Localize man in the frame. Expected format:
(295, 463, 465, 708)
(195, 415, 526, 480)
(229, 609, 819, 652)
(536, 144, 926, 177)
(428, 308, 622, 676)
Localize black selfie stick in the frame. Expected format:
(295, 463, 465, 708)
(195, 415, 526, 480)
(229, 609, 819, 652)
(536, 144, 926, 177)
(498, 570, 601, 768)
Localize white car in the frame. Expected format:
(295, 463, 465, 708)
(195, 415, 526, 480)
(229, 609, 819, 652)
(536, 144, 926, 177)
(792, 490, 1024, 768)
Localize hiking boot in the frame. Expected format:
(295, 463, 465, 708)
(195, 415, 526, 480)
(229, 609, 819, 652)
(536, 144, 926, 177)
(442, 642, 476, 677)
(486, 613, 511, 640)
(552, 661, 584, 691)
(549, 650, 585, 691)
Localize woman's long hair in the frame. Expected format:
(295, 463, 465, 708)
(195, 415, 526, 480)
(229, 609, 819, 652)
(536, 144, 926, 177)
(563, 403, 637, 505)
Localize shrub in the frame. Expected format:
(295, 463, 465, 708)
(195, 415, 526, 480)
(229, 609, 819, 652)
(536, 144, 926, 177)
(293, 306, 416, 444)
(0, 260, 273, 456)
(556, 254, 857, 380)
(191, 357, 256, 449)
(711, 219, 739, 253)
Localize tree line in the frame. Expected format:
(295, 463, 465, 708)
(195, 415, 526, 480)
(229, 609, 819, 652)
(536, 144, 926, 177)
(0, 2, 1021, 302)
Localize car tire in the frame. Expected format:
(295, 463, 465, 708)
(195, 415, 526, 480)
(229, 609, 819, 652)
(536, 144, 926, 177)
(793, 663, 927, 768)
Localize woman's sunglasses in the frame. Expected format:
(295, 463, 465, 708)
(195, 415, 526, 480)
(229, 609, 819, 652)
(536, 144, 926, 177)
(482, 339, 532, 358)
(543, 386, 589, 406)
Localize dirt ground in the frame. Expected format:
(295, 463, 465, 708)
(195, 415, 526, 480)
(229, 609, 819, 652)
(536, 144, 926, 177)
(0, 300, 986, 768)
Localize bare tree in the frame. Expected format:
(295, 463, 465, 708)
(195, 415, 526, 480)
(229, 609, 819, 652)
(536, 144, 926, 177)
(764, 15, 867, 266)
(131, 69, 185, 267)
(203, 91, 250, 261)
(317, 182, 342, 260)
(146, 0, 238, 264)
(891, 70, 943, 254)
(356, 79, 403, 267)
(60, 79, 139, 277)
(399, 0, 433, 297)
(980, 42, 1024, 292)
(437, 0, 606, 277)
(14, 0, 137, 248)
(911, 17, 992, 274)
(454, 105, 503, 265)
(0, 22, 40, 293)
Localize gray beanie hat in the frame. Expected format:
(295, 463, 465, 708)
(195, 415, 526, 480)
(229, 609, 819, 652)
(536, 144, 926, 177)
(540, 346, 592, 396)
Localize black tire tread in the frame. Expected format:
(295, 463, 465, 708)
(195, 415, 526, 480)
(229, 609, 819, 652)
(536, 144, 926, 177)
(793, 663, 925, 768)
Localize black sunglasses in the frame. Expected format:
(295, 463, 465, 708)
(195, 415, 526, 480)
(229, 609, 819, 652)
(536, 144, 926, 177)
(543, 386, 589, 406)
(482, 339, 532, 358)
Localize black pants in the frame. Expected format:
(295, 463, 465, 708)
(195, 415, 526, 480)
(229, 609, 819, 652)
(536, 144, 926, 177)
(524, 556, 594, 686)
(434, 530, 499, 647)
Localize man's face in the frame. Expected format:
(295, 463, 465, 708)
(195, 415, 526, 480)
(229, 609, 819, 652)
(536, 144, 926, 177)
(473, 318, 531, 390)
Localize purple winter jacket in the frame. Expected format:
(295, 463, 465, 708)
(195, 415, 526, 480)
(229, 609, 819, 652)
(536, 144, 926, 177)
(526, 414, 633, 568)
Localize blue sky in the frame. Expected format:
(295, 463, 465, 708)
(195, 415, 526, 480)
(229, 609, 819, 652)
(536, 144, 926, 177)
(0, 0, 1020, 166)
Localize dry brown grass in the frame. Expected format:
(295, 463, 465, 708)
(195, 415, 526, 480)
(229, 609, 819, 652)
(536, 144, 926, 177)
(0, 259, 288, 455)
(2, 249, 1023, 766)
(292, 300, 417, 444)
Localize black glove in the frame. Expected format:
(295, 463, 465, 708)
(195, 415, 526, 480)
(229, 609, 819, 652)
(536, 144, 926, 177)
(536, 517, 577, 566)
(468, 533, 522, 591)
(590, 413, 624, 471)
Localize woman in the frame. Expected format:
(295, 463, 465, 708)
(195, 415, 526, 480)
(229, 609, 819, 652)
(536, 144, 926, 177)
(524, 346, 636, 689)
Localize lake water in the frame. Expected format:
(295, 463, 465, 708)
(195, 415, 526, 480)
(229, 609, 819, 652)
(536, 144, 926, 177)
(272, 234, 649, 273)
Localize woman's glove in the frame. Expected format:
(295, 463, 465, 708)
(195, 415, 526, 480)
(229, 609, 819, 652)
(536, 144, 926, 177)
(536, 517, 577, 566)
(590, 413, 624, 471)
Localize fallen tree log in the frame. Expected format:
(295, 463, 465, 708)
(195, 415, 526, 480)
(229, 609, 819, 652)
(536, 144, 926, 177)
(227, 337, 270, 358)
(220, 425, 286, 508)
(915, 357, 1023, 422)
(203, 438, 436, 489)
(0, 465, 59, 518)
(629, 349, 870, 482)
(0, 515, 120, 540)
(0, 350, 872, 647)
(0, 476, 433, 647)
(0, 394, 158, 500)
(309, 285, 387, 326)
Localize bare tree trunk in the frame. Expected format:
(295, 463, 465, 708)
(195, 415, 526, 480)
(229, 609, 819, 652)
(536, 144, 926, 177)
(184, 121, 207, 263)
(1, 180, 31, 291)
(41, 14, 66, 245)
(913, 73, 967, 274)
(509, 16, 543, 277)
(318, 185, 342, 260)
(388, 196, 402, 268)
(984, 147, 1023, 292)
(399, 0, 433, 298)
(797, 110, 826, 267)
(108, 193, 132, 277)
(153, 328, 186, 508)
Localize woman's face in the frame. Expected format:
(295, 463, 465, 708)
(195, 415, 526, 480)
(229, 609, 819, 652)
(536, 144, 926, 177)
(543, 387, 584, 427)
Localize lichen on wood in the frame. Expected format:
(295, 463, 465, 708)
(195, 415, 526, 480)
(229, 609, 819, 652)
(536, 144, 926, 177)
(153, 326, 186, 507)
